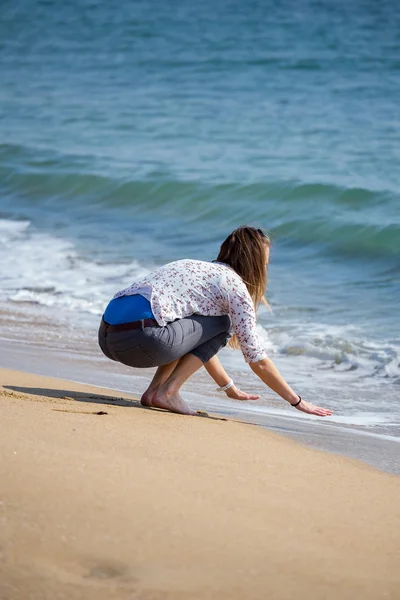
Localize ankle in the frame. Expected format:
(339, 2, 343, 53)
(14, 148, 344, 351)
(159, 383, 180, 397)
(145, 385, 158, 394)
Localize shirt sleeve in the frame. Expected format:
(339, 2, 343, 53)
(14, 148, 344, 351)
(226, 277, 268, 363)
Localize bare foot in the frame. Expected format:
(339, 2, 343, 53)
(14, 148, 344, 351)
(140, 388, 155, 407)
(152, 389, 197, 416)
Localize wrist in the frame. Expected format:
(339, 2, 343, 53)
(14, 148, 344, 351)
(284, 390, 301, 404)
(290, 395, 302, 407)
(216, 379, 234, 393)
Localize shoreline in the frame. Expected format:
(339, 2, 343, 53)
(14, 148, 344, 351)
(1, 336, 399, 475)
(1, 367, 400, 599)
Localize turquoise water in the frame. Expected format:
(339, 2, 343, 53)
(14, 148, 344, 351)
(1, 0, 399, 439)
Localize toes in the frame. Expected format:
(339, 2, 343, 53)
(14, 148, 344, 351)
(152, 394, 197, 416)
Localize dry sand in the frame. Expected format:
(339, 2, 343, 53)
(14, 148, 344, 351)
(0, 367, 399, 600)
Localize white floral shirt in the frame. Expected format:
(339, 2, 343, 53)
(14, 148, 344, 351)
(114, 259, 267, 363)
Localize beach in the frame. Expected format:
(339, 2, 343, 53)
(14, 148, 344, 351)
(1, 1, 400, 596)
(1, 0, 400, 467)
(1, 367, 399, 600)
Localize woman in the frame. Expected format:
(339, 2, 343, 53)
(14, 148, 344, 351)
(99, 226, 332, 417)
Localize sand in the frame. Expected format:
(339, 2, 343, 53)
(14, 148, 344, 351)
(0, 367, 399, 600)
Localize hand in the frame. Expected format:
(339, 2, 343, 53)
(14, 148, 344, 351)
(225, 385, 259, 401)
(295, 399, 333, 417)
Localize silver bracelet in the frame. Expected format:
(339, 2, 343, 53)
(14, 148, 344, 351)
(216, 379, 234, 393)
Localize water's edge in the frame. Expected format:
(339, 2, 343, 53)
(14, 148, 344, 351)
(1, 337, 398, 476)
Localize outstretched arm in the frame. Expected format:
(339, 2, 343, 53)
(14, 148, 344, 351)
(250, 357, 333, 417)
(204, 355, 259, 401)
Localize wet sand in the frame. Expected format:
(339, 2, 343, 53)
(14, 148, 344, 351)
(1, 368, 399, 600)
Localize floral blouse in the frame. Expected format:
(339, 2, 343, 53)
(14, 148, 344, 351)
(114, 259, 267, 363)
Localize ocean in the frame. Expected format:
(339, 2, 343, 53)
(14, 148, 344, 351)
(1, 0, 399, 470)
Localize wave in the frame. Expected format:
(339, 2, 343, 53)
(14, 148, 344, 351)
(1, 143, 399, 262)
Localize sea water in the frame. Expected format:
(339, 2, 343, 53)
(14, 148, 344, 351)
(1, 0, 399, 455)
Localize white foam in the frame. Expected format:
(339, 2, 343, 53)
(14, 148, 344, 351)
(0, 218, 30, 238)
(254, 319, 400, 381)
(1, 219, 153, 314)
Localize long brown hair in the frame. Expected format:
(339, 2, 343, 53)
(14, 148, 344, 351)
(215, 225, 271, 349)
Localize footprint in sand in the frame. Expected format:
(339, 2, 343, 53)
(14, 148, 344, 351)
(86, 562, 131, 580)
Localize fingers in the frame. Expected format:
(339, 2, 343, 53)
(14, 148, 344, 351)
(313, 405, 333, 416)
(236, 393, 260, 400)
(296, 402, 333, 417)
(226, 388, 260, 401)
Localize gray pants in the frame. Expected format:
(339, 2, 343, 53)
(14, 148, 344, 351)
(98, 314, 232, 368)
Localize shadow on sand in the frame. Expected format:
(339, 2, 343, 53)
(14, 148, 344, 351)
(3, 385, 229, 421)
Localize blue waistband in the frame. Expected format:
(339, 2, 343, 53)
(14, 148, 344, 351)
(103, 294, 154, 325)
